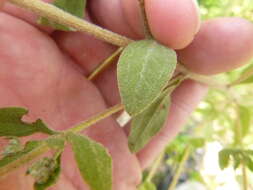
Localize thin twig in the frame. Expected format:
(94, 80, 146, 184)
(88, 47, 124, 80)
(0, 104, 124, 178)
(69, 104, 124, 133)
(138, 0, 153, 39)
(146, 151, 165, 182)
(167, 146, 191, 190)
(9, 0, 133, 47)
(242, 162, 248, 190)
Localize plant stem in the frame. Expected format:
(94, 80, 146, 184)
(146, 151, 165, 182)
(177, 64, 228, 90)
(69, 104, 124, 133)
(138, 0, 153, 39)
(167, 146, 191, 190)
(242, 162, 248, 190)
(88, 47, 124, 80)
(9, 0, 133, 47)
(229, 67, 253, 86)
(0, 104, 124, 178)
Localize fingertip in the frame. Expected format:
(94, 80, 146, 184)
(178, 17, 253, 75)
(145, 0, 200, 49)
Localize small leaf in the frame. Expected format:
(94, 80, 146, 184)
(67, 133, 112, 190)
(219, 149, 233, 170)
(239, 106, 251, 137)
(232, 152, 241, 170)
(246, 157, 253, 172)
(38, 0, 86, 31)
(117, 40, 177, 116)
(0, 141, 41, 168)
(128, 89, 172, 153)
(34, 154, 62, 190)
(0, 107, 56, 137)
(138, 181, 156, 190)
(2, 137, 23, 157)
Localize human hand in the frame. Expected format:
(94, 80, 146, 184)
(0, 0, 253, 190)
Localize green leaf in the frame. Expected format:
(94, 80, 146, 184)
(67, 133, 112, 190)
(0, 141, 41, 168)
(0, 107, 56, 137)
(219, 149, 233, 169)
(38, 0, 86, 31)
(0, 137, 64, 174)
(246, 157, 253, 172)
(117, 40, 177, 116)
(239, 75, 253, 84)
(128, 89, 172, 153)
(239, 106, 251, 137)
(34, 154, 62, 190)
(138, 181, 156, 190)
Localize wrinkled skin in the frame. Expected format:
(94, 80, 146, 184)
(0, 0, 253, 190)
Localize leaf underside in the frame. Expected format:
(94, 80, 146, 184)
(0, 107, 55, 137)
(117, 40, 177, 116)
(67, 133, 112, 190)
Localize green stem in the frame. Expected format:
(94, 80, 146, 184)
(69, 104, 124, 133)
(229, 67, 253, 86)
(177, 64, 228, 90)
(242, 162, 248, 190)
(167, 146, 191, 190)
(9, 0, 133, 47)
(235, 104, 248, 190)
(146, 151, 165, 182)
(88, 47, 124, 80)
(138, 0, 153, 39)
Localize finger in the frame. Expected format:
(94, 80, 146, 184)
(0, 13, 141, 190)
(177, 17, 253, 75)
(0, 0, 5, 8)
(137, 80, 208, 168)
(89, 0, 200, 49)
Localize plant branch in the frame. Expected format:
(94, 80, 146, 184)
(9, 0, 133, 47)
(138, 0, 153, 39)
(242, 162, 248, 190)
(69, 104, 124, 133)
(88, 47, 124, 80)
(167, 146, 191, 190)
(177, 64, 229, 90)
(0, 104, 124, 178)
(146, 151, 165, 182)
(229, 67, 253, 86)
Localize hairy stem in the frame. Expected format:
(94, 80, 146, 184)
(88, 47, 124, 80)
(69, 104, 124, 133)
(167, 146, 191, 190)
(9, 0, 133, 47)
(138, 0, 153, 39)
